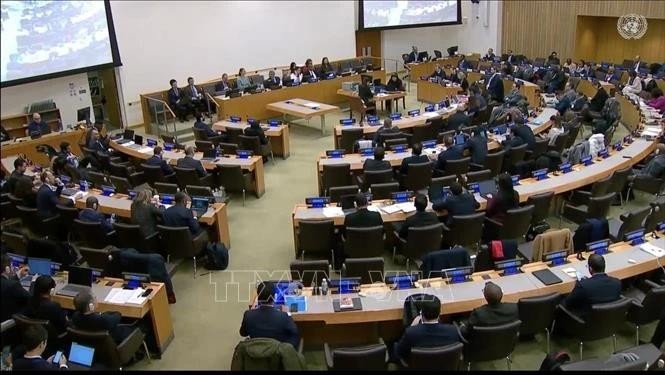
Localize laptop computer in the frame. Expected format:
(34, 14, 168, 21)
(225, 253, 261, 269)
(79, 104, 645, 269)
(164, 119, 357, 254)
(477, 179, 497, 199)
(127, 135, 144, 149)
(200, 148, 216, 161)
(68, 342, 95, 368)
(191, 196, 210, 218)
(115, 129, 135, 145)
(20, 257, 52, 287)
(56, 266, 93, 297)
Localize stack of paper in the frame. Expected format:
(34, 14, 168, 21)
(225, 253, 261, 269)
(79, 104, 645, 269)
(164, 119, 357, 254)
(105, 288, 147, 305)
(395, 202, 416, 213)
(322, 207, 344, 217)
(139, 147, 153, 154)
(422, 111, 440, 118)
(380, 205, 401, 214)
(367, 206, 381, 213)
(303, 102, 319, 109)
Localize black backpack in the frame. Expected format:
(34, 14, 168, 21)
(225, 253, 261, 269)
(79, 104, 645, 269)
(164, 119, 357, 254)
(205, 242, 229, 270)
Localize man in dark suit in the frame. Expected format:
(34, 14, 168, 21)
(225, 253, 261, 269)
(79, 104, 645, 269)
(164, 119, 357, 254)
(163, 192, 203, 236)
(432, 182, 480, 225)
(465, 128, 488, 165)
(12, 325, 68, 370)
(78, 196, 114, 233)
(408, 46, 419, 63)
(511, 120, 536, 150)
(430, 64, 446, 81)
(486, 68, 505, 103)
(240, 282, 300, 348)
(588, 84, 609, 113)
(399, 142, 430, 175)
(146, 146, 175, 176)
(244, 119, 268, 145)
(483, 48, 496, 62)
(546, 66, 565, 94)
(344, 193, 383, 228)
(436, 136, 465, 171)
(184, 77, 206, 114)
(214, 73, 234, 92)
(25, 113, 51, 137)
(1, 254, 31, 322)
(373, 119, 401, 146)
(72, 291, 134, 345)
(505, 50, 515, 65)
(446, 108, 471, 132)
(458, 281, 519, 337)
(36, 171, 66, 219)
(547, 51, 561, 67)
(265, 70, 281, 89)
(363, 147, 392, 172)
(194, 114, 225, 142)
(561, 254, 621, 317)
(86, 128, 107, 154)
(394, 295, 460, 363)
(167, 79, 189, 122)
(176, 146, 208, 178)
(3, 157, 28, 195)
(398, 194, 439, 239)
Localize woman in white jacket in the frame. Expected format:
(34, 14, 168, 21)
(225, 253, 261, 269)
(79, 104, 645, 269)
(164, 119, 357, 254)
(622, 70, 643, 96)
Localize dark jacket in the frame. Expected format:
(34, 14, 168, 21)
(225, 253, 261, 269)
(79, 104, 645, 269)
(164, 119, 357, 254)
(436, 145, 465, 171)
(640, 154, 665, 179)
(244, 126, 268, 145)
(344, 208, 383, 228)
(486, 73, 504, 102)
(462, 302, 519, 336)
(71, 311, 131, 345)
(399, 155, 430, 175)
(12, 357, 65, 370)
(466, 134, 488, 164)
(36, 184, 63, 218)
(1, 274, 30, 321)
(485, 190, 519, 223)
(4, 170, 27, 195)
(562, 273, 622, 317)
(512, 124, 536, 150)
(131, 202, 164, 237)
(176, 156, 207, 177)
(358, 84, 374, 106)
(167, 87, 182, 107)
(86, 139, 107, 154)
(363, 158, 392, 172)
(264, 76, 281, 88)
(399, 211, 439, 239)
(432, 192, 479, 225)
(430, 69, 446, 80)
(589, 88, 609, 112)
(446, 111, 471, 132)
(373, 126, 401, 146)
(395, 323, 461, 361)
(231, 338, 306, 371)
(194, 120, 217, 138)
(78, 208, 113, 233)
(240, 305, 300, 349)
(27, 121, 50, 135)
(146, 155, 174, 176)
(24, 298, 69, 334)
(163, 204, 201, 235)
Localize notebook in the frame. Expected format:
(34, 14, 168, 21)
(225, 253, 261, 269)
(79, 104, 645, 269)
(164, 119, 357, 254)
(532, 269, 563, 286)
(332, 297, 362, 312)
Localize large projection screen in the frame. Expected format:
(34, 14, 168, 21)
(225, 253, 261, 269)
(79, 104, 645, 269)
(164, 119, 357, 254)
(359, 0, 461, 31)
(1, 0, 121, 87)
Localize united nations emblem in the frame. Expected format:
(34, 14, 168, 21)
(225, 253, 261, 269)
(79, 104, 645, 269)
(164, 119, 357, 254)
(617, 14, 648, 39)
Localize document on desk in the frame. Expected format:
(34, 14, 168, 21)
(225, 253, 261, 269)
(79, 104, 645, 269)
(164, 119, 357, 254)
(139, 147, 154, 154)
(367, 205, 381, 213)
(396, 202, 416, 213)
(375, 93, 388, 97)
(380, 204, 401, 214)
(303, 102, 320, 109)
(322, 207, 344, 218)
(422, 111, 440, 118)
(105, 288, 147, 305)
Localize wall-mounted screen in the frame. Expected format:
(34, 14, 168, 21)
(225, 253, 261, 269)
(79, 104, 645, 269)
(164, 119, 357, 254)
(359, 0, 461, 31)
(1, 0, 121, 87)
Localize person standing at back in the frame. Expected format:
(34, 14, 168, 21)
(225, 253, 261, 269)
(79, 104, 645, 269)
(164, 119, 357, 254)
(398, 194, 438, 239)
(240, 281, 300, 349)
(458, 281, 519, 337)
(561, 254, 621, 317)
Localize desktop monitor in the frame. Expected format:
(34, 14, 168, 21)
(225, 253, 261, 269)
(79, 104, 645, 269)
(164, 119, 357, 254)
(76, 107, 91, 123)
(159, 194, 175, 205)
(417, 51, 429, 62)
(133, 134, 143, 146)
(27, 257, 52, 276)
(123, 129, 134, 140)
(68, 266, 93, 287)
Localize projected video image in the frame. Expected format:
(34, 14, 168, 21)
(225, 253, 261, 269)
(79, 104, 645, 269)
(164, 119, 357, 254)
(362, 0, 458, 29)
(1, 1, 113, 83)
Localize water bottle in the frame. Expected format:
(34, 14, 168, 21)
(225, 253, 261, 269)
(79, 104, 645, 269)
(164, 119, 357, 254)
(321, 278, 328, 296)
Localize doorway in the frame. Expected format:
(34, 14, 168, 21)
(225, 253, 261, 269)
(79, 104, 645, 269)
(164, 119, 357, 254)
(87, 67, 123, 131)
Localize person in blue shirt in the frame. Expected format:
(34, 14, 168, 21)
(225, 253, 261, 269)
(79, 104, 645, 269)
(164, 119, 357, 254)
(394, 295, 460, 364)
(25, 113, 51, 137)
(78, 196, 114, 233)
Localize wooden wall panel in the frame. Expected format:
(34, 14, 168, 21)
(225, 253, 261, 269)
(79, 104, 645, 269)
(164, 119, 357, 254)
(356, 30, 382, 58)
(502, 0, 665, 61)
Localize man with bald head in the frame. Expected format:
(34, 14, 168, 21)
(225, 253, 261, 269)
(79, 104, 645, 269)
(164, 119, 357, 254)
(176, 145, 208, 178)
(26, 113, 51, 137)
(458, 281, 518, 337)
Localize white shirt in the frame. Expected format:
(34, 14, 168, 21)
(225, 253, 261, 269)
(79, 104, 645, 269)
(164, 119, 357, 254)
(289, 72, 302, 82)
(622, 76, 642, 95)
(486, 73, 498, 89)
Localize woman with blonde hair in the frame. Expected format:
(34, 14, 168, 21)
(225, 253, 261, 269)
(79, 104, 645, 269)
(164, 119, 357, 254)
(130, 189, 164, 237)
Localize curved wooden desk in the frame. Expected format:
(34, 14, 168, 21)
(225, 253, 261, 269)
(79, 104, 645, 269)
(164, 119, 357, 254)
(0, 128, 86, 167)
(289, 233, 664, 345)
(110, 140, 265, 197)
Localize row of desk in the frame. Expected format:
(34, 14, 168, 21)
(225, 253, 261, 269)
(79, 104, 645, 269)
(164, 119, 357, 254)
(0, 128, 86, 167)
(213, 120, 291, 159)
(288, 232, 664, 345)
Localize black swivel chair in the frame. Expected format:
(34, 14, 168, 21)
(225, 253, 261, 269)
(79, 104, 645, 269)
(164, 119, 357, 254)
(56, 204, 79, 241)
(343, 226, 384, 258)
(503, 144, 528, 174)
(568, 175, 611, 206)
(16, 206, 59, 239)
(357, 169, 394, 192)
(342, 257, 384, 284)
(329, 185, 359, 203)
(225, 127, 244, 145)
(66, 326, 147, 370)
(460, 320, 522, 370)
(74, 219, 115, 249)
(484, 205, 534, 241)
(441, 157, 470, 178)
(154, 182, 179, 194)
(608, 206, 651, 242)
(113, 222, 160, 254)
(219, 142, 239, 156)
(156, 225, 208, 278)
(141, 163, 173, 186)
(79, 246, 113, 271)
(174, 166, 214, 190)
(526, 191, 554, 228)
(324, 339, 388, 370)
(239, 135, 274, 164)
(470, 150, 504, 177)
(526, 138, 549, 160)
(465, 169, 491, 185)
(218, 165, 252, 206)
(289, 260, 330, 287)
(87, 171, 108, 188)
(369, 182, 400, 200)
(562, 192, 615, 225)
(394, 223, 443, 271)
(628, 175, 665, 199)
(108, 176, 133, 195)
(644, 200, 665, 232)
(606, 166, 631, 206)
(404, 343, 463, 370)
(297, 220, 337, 269)
(625, 280, 665, 346)
(401, 162, 432, 192)
(548, 130, 570, 154)
(556, 298, 632, 359)
(518, 292, 561, 353)
(194, 140, 214, 152)
(340, 128, 365, 154)
(1, 231, 27, 256)
(443, 213, 485, 249)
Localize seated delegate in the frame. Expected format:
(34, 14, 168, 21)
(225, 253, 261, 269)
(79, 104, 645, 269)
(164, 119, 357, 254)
(26, 112, 51, 137)
(236, 68, 252, 90)
(240, 281, 300, 348)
